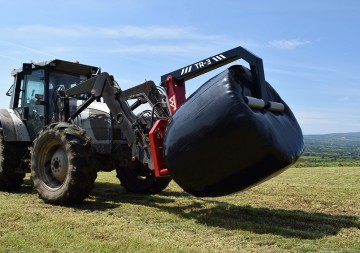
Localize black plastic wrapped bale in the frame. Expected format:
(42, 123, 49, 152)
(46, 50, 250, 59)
(163, 65, 304, 197)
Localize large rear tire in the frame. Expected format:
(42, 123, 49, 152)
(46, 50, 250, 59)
(31, 123, 97, 205)
(116, 162, 171, 194)
(0, 129, 28, 190)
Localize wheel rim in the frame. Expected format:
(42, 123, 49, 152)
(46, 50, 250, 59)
(50, 148, 68, 182)
(38, 139, 69, 189)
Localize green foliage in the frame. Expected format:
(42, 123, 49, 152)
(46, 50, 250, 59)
(0, 167, 359, 253)
(296, 132, 360, 167)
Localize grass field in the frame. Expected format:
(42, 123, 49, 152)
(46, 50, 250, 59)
(0, 167, 359, 253)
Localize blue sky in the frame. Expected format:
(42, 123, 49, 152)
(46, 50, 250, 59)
(0, 0, 359, 134)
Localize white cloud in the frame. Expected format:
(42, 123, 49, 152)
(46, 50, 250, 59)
(268, 39, 311, 50)
(2, 25, 227, 41)
(106, 44, 209, 55)
(0, 40, 57, 58)
(12, 25, 90, 37)
(0, 25, 232, 57)
(101, 26, 190, 39)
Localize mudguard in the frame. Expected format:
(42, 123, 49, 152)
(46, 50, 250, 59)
(163, 65, 304, 197)
(0, 109, 30, 142)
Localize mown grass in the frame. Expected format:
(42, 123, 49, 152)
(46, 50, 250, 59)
(0, 167, 359, 253)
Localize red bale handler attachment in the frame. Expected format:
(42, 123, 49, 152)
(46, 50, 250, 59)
(150, 46, 304, 197)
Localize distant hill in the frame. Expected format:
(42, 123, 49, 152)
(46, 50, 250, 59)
(305, 132, 360, 146)
(296, 132, 360, 167)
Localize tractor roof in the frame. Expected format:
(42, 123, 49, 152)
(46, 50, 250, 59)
(11, 59, 100, 77)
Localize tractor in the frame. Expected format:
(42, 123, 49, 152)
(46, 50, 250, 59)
(0, 46, 304, 205)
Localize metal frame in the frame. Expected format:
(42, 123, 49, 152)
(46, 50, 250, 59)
(161, 46, 268, 114)
(65, 72, 171, 172)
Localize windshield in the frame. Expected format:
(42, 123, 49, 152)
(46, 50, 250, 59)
(49, 72, 88, 117)
(49, 72, 87, 91)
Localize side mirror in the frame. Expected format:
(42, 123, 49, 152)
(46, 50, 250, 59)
(6, 84, 13, 96)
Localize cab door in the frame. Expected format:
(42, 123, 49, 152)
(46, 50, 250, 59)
(20, 69, 46, 139)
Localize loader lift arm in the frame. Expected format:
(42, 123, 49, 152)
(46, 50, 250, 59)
(65, 73, 158, 170)
(121, 80, 170, 118)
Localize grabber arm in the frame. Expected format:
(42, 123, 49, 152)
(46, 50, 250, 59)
(160, 46, 270, 114)
(65, 72, 154, 169)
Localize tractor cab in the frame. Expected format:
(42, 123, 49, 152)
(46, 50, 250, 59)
(7, 60, 99, 139)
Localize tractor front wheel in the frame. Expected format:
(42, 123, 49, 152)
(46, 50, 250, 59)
(31, 123, 97, 205)
(116, 162, 171, 194)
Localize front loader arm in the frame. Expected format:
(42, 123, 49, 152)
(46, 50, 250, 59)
(65, 72, 153, 169)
